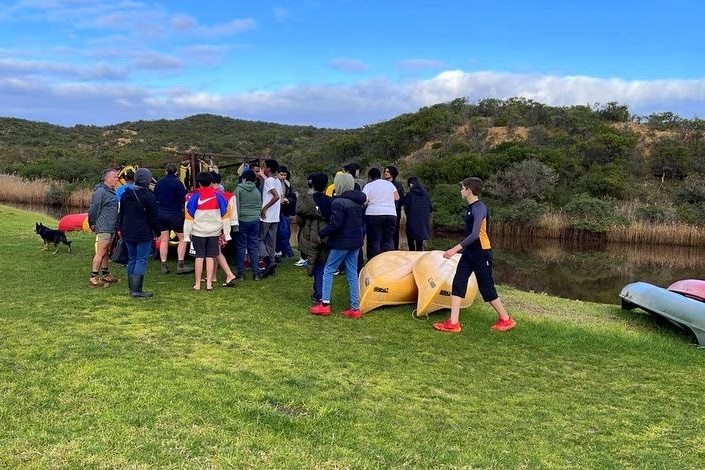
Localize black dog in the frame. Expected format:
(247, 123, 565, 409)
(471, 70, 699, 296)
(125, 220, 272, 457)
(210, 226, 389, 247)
(35, 222, 72, 254)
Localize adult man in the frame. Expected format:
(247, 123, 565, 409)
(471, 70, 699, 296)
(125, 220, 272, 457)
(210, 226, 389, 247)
(153, 163, 194, 274)
(362, 167, 399, 260)
(258, 159, 280, 275)
(87, 168, 119, 287)
(383, 166, 405, 249)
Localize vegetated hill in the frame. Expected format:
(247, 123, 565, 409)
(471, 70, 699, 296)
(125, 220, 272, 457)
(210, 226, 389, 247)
(0, 114, 351, 183)
(1, 98, 704, 230)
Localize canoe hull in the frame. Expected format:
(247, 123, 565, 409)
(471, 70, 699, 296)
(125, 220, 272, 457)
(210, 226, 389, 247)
(620, 281, 705, 346)
(668, 279, 705, 303)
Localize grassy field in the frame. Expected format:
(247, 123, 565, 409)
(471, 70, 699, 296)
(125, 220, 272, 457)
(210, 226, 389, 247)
(2, 204, 704, 468)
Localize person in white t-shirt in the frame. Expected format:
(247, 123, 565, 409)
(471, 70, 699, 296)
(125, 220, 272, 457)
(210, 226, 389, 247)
(362, 167, 399, 260)
(258, 159, 281, 276)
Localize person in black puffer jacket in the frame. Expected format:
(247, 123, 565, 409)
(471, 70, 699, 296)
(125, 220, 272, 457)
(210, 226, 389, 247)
(309, 173, 367, 318)
(118, 167, 161, 298)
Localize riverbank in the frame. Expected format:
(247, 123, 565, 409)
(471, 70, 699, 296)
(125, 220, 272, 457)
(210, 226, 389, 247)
(2, 204, 704, 467)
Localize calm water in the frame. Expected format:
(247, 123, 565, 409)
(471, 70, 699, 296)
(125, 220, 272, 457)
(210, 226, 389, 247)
(485, 237, 704, 305)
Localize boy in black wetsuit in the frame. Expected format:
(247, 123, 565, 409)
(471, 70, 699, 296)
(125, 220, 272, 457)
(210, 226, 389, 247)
(433, 177, 516, 333)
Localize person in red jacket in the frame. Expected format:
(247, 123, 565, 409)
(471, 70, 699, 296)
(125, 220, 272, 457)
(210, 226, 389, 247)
(183, 172, 232, 291)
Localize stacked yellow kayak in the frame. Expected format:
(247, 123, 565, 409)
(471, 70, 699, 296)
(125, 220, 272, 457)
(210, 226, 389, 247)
(358, 250, 478, 316)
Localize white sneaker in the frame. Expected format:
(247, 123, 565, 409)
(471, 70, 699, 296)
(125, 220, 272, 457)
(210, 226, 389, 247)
(294, 258, 308, 267)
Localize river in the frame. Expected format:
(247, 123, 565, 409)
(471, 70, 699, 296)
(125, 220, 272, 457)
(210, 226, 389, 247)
(485, 236, 704, 305)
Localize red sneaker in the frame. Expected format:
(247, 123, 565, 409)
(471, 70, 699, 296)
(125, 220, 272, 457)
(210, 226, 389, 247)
(432, 319, 461, 333)
(341, 308, 362, 319)
(491, 317, 516, 332)
(309, 303, 331, 316)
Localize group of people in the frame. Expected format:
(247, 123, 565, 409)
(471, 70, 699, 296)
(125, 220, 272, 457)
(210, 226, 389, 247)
(86, 160, 515, 333)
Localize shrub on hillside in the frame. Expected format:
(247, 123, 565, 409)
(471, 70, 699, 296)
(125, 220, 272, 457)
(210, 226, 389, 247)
(675, 174, 705, 204)
(491, 199, 547, 226)
(563, 193, 627, 232)
(485, 158, 557, 202)
(411, 152, 490, 189)
(430, 183, 466, 230)
(676, 202, 705, 226)
(576, 163, 627, 199)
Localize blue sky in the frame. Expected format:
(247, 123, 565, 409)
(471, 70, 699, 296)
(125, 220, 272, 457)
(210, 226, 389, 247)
(1, 0, 704, 128)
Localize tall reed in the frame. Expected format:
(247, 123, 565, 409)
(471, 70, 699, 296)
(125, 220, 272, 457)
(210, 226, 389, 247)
(0, 174, 93, 209)
(65, 188, 93, 208)
(492, 213, 705, 247)
(0, 175, 52, 205)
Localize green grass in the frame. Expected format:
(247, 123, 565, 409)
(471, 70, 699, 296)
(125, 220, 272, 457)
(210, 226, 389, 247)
(2, 204, 705, 468)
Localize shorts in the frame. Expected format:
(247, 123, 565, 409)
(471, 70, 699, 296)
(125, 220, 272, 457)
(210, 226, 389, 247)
(451, 249, 498, 302)
(96, 232, 115, 244)
(159, 211, 185, 233)
(190, 235, 219, 258)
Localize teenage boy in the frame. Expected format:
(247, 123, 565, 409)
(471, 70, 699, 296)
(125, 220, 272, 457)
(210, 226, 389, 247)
(433, 177, 516, 333)
(183, 172, 232, 291)
(258, 159, 280, 276)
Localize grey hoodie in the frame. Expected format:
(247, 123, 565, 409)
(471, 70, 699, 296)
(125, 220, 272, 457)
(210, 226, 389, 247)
(87, 182, 118, 233)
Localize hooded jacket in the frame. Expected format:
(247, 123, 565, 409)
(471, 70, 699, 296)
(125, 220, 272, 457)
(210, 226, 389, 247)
(319, 189, 367, 250)
(296, 191, 332, 265)
(183, 186, 232, 241)
(118, 185, 161, 242)
(235, 181, 262, 223)
(403, 184, 433, 240)
(87, 182, 118, 233)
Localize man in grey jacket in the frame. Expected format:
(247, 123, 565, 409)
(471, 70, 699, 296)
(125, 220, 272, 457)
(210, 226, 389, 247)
(87, 168, 119, 287)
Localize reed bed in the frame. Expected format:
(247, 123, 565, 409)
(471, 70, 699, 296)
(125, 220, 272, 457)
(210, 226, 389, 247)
(0, 174, 53, 205)
(606, 221, 705, 246)
(492, 211, 705, 247)
(65, 187, 93, 208)
(0, 173, 92, 209)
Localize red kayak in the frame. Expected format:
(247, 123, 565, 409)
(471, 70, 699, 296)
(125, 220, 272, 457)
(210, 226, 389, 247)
(58, 212, 89, 232)
(668, 279, 705, 303)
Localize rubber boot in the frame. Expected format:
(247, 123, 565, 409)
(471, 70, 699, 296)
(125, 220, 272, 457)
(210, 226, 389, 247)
(128, 274, 153, 298)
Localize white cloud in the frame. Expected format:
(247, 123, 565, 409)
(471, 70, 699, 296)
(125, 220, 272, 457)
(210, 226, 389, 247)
(195, 18, 256, 37)
(4, 69, 705, 128)
(330, 57, 369, 73)
(132, 52, 183, 71)
(397, 59, 447, 72)
(180, 45, 230, 64)
(0, 58, 126, 80)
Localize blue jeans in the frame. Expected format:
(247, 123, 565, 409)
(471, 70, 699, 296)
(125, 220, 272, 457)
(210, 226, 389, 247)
(312, 260, 325, 302)
(236, 220, 260, 275)
(322, 248, 360, 309)
(126, 240, 153, 275)
(276, 215, 294, 257)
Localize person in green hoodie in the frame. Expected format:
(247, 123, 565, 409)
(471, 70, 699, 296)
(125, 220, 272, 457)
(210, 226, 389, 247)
(235, 169, 263, 280)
